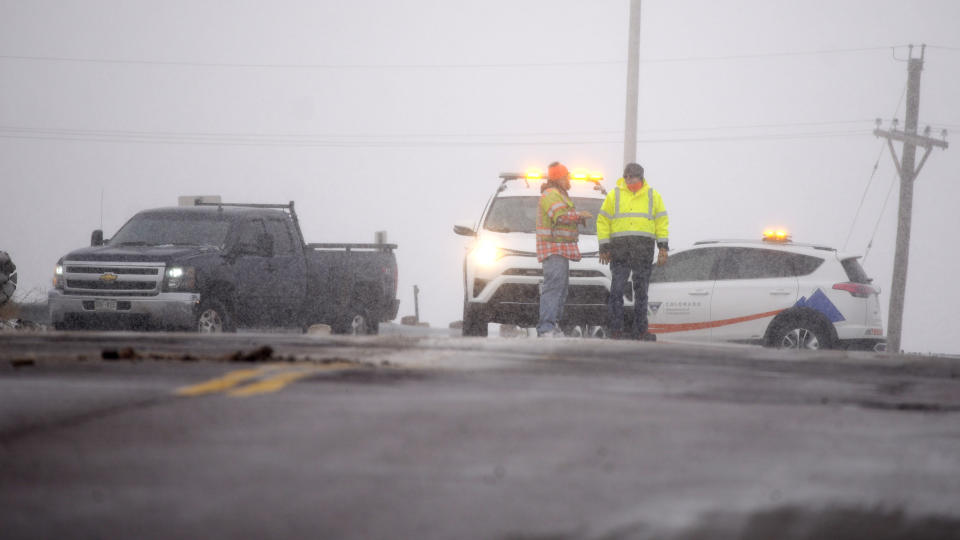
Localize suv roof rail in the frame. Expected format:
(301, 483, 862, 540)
(694, 239, 836, 251)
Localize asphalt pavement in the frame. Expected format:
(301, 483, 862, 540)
(1, 329, 959, 539)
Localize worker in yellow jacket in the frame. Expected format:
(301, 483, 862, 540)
(596, 163, 669, 340)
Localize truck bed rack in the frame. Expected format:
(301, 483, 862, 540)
(307, 243, 397, 253)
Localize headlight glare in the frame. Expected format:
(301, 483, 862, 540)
(164, 266, 196, 291)
(472, 242, 502, 266)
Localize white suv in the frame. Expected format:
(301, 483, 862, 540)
(454, 171, 615, 336)
(645, 233, 885, 350)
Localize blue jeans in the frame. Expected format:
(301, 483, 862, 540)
(537, 255, 569, 335)
(608, 256, 653, 336)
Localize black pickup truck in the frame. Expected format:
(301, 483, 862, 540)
(48, 201, 399, 333)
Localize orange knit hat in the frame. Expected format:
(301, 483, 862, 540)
(547, 162, 569, 181)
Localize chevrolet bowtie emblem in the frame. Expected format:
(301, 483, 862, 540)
(100, 273, 119, 282)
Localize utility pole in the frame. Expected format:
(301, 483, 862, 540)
(873, 44, 949, 353)
(623, 0, 641, 165)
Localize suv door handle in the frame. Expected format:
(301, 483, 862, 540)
(769, 289, 792, 295)
(689, 289, 710, 296)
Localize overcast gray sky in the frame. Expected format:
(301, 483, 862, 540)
(1, 0, 958, 353)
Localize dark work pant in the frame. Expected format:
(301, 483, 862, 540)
(608, 256, 653, 335)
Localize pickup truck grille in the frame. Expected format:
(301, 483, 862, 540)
(62, 262, 164, 296)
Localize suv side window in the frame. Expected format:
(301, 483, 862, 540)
(650, 248, 721, 283)
(266, 218, 295, 255)
(715, 248, 823, 280)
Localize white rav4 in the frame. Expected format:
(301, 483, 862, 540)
(454, 171, 616, 336)
(646, 233, 886, 351)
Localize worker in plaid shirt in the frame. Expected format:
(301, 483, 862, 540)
(536, 162, 592, 337)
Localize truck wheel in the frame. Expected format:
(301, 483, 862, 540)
(462, 303, 487, 337)
(196, 298, 235, 333)
(770, 316, 830, 350)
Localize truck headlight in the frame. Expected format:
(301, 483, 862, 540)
(53, 264, 64, 289)
(164, 266, 196, 291)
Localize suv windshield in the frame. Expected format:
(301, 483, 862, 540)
(110, 213, 231, 247)
(483, 196, 604, 235)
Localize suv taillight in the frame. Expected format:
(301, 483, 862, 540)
(833, 282, 876, 298)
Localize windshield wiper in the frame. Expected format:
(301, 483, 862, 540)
(114, 241, 149, 246)
(485, 226, 514, 233)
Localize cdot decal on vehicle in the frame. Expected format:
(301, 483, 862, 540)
(648, 302, 662, 315)
(794, 288, 845, 323)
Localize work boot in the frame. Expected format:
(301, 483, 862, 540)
(639, 332, 657, 342)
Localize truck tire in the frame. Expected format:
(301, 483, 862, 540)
(196, 298, 235, 333)
(462, 302, 487, 337)
(0, 251, 16, 306)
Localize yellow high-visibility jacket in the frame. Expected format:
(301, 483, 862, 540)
(537, 186, 579, 244)
(596, 177, 669, 248)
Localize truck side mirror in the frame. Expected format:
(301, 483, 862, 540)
(453, 221, 476, 237)
(91, 229, 104, 246)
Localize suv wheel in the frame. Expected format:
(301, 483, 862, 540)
(196, 298, 234, 333)
(462, 302, 487, 337)
(772, 318, 829, 350)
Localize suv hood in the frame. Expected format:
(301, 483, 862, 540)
(478, 231, 600, 255)
(62, 244, 219, 264)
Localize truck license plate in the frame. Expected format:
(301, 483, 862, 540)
(94, 299, 118, 311)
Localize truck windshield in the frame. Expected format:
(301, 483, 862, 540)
(110, 213, 231, 247)
(483, 197, 603, 235)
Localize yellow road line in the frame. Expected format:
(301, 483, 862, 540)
(175, 361, 361, 398)
(175, 365, 280, 397)
(228, 361, 357, 397)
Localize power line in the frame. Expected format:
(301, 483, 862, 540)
(0, 119, 875, 140)
(862, 172, 899, 263)
(0, 46, 906, 70)
(0, 54, 624, 70)
(642, 46, 901, 64)
(843, 83, 908, 251)
(0, 127, 871, 148)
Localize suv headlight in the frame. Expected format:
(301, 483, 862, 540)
(471, 242, 504, 267)
(164, 266, 196, 291)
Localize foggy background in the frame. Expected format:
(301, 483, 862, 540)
(1, 0, 957, 354)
